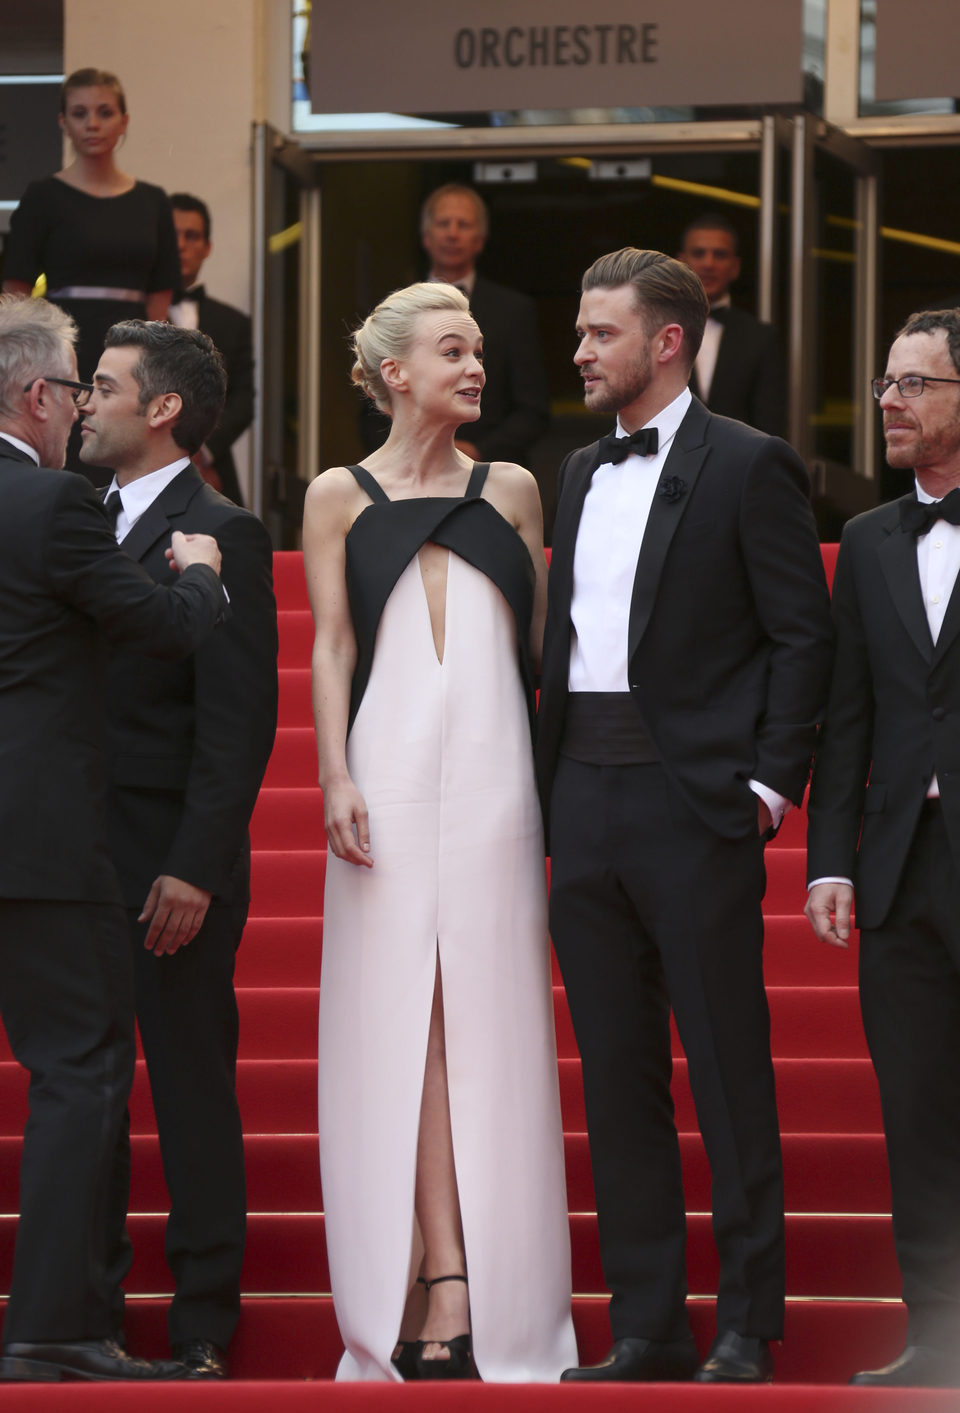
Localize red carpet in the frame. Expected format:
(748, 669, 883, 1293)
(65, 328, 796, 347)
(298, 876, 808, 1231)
(3, 544, 947, 1408)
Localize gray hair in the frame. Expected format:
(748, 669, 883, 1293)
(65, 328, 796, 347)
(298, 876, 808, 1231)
(420, 184, 489, 239)
(0, 295, 77, 420)
(350, 282, 470, 413)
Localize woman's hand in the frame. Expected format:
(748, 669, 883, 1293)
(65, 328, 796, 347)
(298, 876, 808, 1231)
(324, 779, 374, 868)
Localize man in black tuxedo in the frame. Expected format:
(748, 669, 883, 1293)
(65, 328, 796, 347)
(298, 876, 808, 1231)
(678, 214, 786, 438)
(0, 295, 225, 1382)
(805, 309, 960, 1389)
(168, 194, 253, 506)
(536, 249, 832, 1383)
(78, 320, 278, 1379)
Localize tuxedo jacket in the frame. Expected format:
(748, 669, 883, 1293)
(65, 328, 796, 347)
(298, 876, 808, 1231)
(691, 305, 786, 438)
(196, 293, 254, 506)
(463, 275, 549, 464)
(536, 398, 833, 841)
(806, 495, 960, 929)
(104, 466, 278, 907)
(0, 441, 223, 903)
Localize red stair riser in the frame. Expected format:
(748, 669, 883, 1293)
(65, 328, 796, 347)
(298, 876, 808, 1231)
(0, 1210, 901, 1299)
(0, 1295, 918, 1387)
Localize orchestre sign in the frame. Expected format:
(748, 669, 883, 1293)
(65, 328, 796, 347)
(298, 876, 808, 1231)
(309, 0, 805, 115)
(874, 0, 960, 101)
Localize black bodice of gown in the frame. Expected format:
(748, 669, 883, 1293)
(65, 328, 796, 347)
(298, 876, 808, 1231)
(343, 463, 537, 736)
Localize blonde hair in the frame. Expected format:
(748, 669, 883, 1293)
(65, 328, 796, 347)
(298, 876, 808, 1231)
(350, 282, 470, 414)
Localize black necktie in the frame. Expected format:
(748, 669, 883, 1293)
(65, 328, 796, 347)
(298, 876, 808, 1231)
(899, 487, 960, 537)
(708, 305, 728, 326)
(102, 489, 122, 532)
(599, 427, 659, 464)
(173, 285, 203, 305)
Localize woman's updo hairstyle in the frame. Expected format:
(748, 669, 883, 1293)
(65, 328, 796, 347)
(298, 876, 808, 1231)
(350, 282, 470, 414)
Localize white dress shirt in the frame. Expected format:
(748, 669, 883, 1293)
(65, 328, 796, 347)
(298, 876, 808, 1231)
(567, 386, 786, 825)
(106, 458, 191, 543)
(693, 295, 731, 402)
(168, 287, 201, 331)
(0, 432, 39, 464)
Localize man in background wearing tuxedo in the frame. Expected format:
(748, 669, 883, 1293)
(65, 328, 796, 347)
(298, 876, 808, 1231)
(79, 319, 278, 1380)
(419, 183, 549, 466)
(806, 309, 960, 1389)
(678, 213, 786, 438)
(0, 294, 224, 1382)
(537, 248, 832, 1384)
(168, 194, 253, 506)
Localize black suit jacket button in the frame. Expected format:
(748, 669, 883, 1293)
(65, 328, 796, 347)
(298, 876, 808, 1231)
(932, 706, 946, 722)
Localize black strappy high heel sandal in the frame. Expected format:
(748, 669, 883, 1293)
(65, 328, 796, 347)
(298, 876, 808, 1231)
(415, 1274, 476, 1381)
(391, 1276, 427, 1380)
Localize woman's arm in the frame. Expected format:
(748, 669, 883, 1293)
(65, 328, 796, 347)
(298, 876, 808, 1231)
(488, 462, 548, 673)
(302, 470, 373, 868)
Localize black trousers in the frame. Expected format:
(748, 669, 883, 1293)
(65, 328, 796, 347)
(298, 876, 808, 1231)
(549, 758, 784, 1343)
(859, 801, 960, 1349)
(0, 899, 135, 1344)
(106, 898, 248, 1349)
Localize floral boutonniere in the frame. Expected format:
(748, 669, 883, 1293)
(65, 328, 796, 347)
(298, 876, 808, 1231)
(658, 475, 687, 504)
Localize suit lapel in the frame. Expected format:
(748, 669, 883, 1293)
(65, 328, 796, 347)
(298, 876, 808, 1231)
(118, 466, 204, 564)
(627, 402, 708, 661)
(551, 443, 603, 617)
(877, 501, 934, 664)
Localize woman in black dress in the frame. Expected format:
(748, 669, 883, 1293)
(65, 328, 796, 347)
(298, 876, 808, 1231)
(3, 68, 179, 474)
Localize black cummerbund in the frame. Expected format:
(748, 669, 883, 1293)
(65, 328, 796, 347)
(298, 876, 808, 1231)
(560, 692, 660, 765)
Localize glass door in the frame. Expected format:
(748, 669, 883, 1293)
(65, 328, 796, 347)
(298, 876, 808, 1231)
(789, 116, 879, 534)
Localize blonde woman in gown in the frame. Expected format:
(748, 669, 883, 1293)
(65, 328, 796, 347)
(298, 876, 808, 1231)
(303, 283, 577, 1382)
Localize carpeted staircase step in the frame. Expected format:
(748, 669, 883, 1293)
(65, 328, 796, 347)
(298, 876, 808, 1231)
(0, 1131, 891, 1219)
(0, 1211, 901, 1298)
(0, 1056, 883, 1137)
(0, 1294, 925, 1390)
(234, 914, 855, 989)
(247, 843, 814, 920)
(3, 983, 869, 1065)
(251, 774, 814, 852)
(2, 982, 863, 1063)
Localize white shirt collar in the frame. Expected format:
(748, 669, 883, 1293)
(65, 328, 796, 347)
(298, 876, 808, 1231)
(0, 431, 40, 465)
(108, 458, 191, 539)
(612, 386, 691, 457)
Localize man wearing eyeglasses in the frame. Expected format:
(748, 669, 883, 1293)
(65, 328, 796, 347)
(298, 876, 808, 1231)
(805, 308, 960, 1389)
(0, 293, 225, 1382)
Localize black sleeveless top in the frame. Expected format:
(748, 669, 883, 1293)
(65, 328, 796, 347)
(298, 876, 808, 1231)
(343, 463, 537, 736)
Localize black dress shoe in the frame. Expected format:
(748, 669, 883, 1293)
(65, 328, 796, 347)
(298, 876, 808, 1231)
(171, 1339, 229, 1378)
(850, 1345, 960, 1387)
(694, 1331, 773, 1383)
(561, 1335, 699, 1382)
(0, 1338, 192, 1382)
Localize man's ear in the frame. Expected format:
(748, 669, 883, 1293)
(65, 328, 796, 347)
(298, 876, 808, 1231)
(149, 391, 183, 431)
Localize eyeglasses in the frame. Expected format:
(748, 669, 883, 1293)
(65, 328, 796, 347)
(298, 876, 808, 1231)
(23, 376, 94, 408)
(872, 375, 960, 401)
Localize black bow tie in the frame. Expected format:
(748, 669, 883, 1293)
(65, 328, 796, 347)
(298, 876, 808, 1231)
(174, 286, 203, 304)
(708, 305, 729, 326)
(899, 487, 960, 537)
(599, 427, 659, 464)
